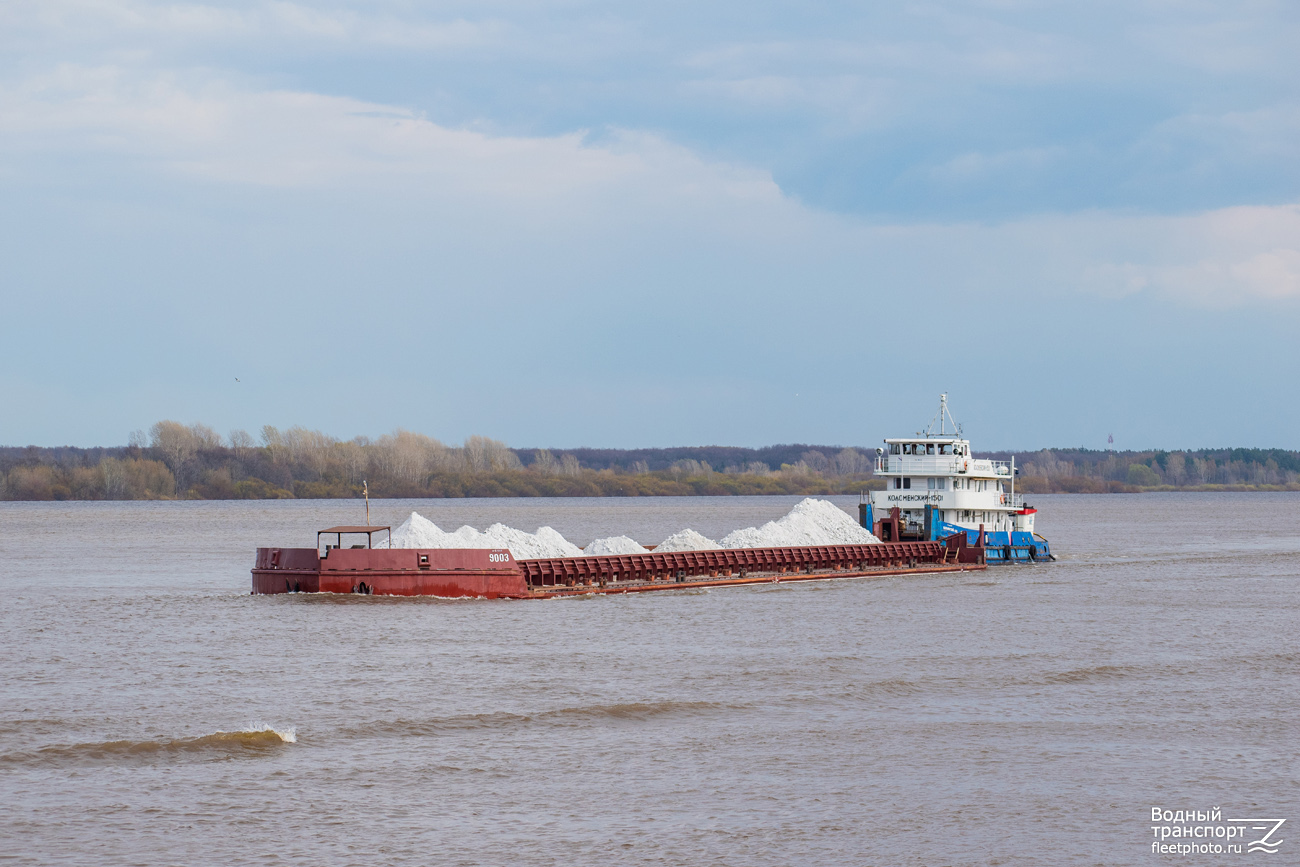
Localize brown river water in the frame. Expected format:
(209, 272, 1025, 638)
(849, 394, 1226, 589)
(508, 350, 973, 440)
(1, 494, 1297, 866)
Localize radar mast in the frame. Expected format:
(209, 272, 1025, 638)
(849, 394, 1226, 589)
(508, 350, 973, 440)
(924, 393, 963, 438)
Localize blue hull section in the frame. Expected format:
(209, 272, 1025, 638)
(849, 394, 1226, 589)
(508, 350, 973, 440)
(859, 501, 1055, 562)
(928, 515, 1053, 563)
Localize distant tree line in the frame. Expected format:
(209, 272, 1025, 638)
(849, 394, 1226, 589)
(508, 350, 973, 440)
(1, 424, 1297, 500)
(0, 421, 879, 500)
(984, 447, 1300, 493)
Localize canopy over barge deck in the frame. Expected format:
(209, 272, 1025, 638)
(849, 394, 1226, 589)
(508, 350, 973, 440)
(252, 530, 987, 599)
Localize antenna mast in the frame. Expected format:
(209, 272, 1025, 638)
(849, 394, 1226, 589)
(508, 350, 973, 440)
(924, 393, 961, 437)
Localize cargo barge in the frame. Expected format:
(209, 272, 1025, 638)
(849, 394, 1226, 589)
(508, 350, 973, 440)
(250, 395, 1056, 599)
(252, 526, 988, 599)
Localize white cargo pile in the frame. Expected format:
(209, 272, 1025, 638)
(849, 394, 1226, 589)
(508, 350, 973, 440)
(381, 498, 877, 559)
(583, 535, 649, 556)
(719, 498, 880, 548)
(382, 512, 583, 559)
(653, 528, 719, 552)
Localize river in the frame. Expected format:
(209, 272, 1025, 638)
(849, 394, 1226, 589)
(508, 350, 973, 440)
(2, 493, 1296, 865)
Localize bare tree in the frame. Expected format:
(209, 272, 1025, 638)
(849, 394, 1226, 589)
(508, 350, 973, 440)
(191, 424, 223, 450)
(533, 449, 560, 475)
(150, 421, 198, 490)
(280, 426, 336, 478)
(101, 458, 129, 499)
(229, 429, 255, 458)
(335, 440, 368, 483)
(260, 425, 283, 452)
(467, 436, 522, 471)
(373, 430, 447, 484)
(832, 448, 870, 476)
(464, 436, 490, 472)
(1165, 453, 1186, 485)
(670, 459, 711, 477)
(800, 450, 830, 473)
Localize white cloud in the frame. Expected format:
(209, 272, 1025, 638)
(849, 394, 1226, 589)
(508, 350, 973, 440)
(1078, 205, 1300, 305)
(0, 0, 499, 52)
(0, 65, 783, 212)
(1, 63, 1296, 311)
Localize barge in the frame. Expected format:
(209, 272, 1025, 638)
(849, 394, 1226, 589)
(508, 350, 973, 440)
(252, 527, 987, 599)
(249, 394, 1055, 599)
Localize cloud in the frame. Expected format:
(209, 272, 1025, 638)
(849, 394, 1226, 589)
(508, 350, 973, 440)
(3, 61, 1298, 315)
(0, 0, 498, 51)
(1078, 205, 1300, 305)
(0, 65, 785, 216)
(3, 0, 1298, 223)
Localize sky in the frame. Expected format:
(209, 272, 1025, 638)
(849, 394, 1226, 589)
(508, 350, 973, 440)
(1, 0, 1298, 451)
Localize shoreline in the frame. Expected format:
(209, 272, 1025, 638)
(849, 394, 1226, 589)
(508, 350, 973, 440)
(3, 483, 1300, 502)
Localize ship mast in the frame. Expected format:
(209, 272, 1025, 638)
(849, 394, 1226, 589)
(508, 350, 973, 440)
(924, 393, 962, 438)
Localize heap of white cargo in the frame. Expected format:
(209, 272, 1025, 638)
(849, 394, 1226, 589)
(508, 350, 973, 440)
(379, 497, 879, 560)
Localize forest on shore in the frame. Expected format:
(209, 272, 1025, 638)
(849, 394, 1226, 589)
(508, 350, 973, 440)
(2, 421, 1298, 501)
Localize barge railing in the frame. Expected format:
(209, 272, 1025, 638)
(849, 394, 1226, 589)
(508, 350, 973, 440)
(518, 540, 976, 589)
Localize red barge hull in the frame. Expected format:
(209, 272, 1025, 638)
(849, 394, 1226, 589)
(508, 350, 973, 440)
(252, 535, 985, 599)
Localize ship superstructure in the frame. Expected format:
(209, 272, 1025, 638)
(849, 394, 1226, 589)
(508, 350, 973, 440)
(862, 394, 1053, 561)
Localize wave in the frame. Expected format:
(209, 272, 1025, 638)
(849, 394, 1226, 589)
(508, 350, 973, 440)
(1043, 665, 1134, 684)
(0, 723, 296, 768)
(366, 700, 742, 736)
(829, 677, 926, 699)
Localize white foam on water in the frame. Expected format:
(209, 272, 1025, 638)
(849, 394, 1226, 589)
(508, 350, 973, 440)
(583, 536, 649, 556)
(241, 723, 297, 743)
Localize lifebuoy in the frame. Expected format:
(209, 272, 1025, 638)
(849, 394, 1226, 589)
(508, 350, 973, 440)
(961, 459, 969, 473)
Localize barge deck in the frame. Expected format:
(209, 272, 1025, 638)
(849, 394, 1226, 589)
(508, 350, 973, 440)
(252, 528, 987, 599)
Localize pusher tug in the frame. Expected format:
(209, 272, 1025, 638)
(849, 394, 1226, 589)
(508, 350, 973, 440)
(860, 394, 1054, 563)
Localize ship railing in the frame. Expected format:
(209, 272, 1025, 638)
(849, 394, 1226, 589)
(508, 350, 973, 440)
(875, 457, 1014, 477)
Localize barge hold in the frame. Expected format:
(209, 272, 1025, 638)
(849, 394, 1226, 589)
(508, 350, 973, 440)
(252, 527, 987, 599)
